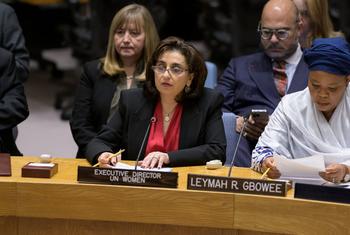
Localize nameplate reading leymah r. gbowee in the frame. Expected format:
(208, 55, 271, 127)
(77, 166, 178, 188)
(187, 174, 287, 197)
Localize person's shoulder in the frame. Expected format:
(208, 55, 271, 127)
(120, 88, 146, 107)
(82, 59, 103, 76)
(283, 88, 308, 100)
(84, 59, 101, 70)
(230, 51, 265, 62)
(225, 52, 267, 68)
(121, 88, 144, 99)
(196, 88, 224, 106)
(0, 3, 15, 14)
(281, 88, 309, 110)
(202, 87, 222, 98)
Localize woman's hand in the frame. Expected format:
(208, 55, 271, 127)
(262, 156, 281, 179)
(319, 163, 348, 183)
(97, 152, 121, 168)
(139, 151, 170, 169)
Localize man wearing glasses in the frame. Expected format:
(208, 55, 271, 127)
(216, 0, 309, 167)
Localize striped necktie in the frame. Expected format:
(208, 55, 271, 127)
(273, 60, 287, 96)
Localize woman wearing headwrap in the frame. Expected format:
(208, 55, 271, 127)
(251, 37, 350, 183)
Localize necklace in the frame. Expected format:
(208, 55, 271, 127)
(164, 113, 171, 122)
(163, 105, 177, 122)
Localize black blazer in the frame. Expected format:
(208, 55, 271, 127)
(86, 88, 226, 166)
(70, 60, 142, 157)
(0, 48, 29, 155)
(0, 3, 29, 82)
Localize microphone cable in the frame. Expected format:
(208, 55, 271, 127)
(228, 117, 248, 177)
(134, 117, 156, 170)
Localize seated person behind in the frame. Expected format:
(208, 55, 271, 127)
(86, 37, 226, 168)
(252, 37, 350, 183)
(0, 49, 29, 155)
(216, 0, 309, 167)
(292, 0, 343, 49)
(70, 4, 159, 158)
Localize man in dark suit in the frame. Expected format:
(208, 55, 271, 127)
(216, 0, 309, 167)
(0, 49, 29, 155)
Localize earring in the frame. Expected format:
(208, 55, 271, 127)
(185, 85, 191, 93)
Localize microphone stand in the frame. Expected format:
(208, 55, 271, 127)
(228, 118, 248, 177)
(134, 117, 156, 170)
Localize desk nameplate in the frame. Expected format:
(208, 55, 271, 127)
(22, 162, 58, 178)
(187, 174, 287, 197)
(0, 153, 11, 176)
(295, 183, 350, 204)
(77, 166, 178, 188)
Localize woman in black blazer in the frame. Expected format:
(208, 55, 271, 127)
(86, 37, 226, 168)
(70, 4, 159, 157)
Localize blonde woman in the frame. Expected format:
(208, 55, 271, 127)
(70, 4, 159, 158)
(293, 0, 343, 48)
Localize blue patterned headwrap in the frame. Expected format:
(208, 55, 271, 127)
(303, 37, 350, 76)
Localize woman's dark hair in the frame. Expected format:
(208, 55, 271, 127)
(144, 36, 207, 102)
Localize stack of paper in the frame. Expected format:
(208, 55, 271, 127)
(112, 162, 173, 172)
(274, 155, 326, 185)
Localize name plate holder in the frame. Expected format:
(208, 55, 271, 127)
(77, 166, 178, 188)
(22, 162, 58, 178)
(187, 174, 287, 197)
(295, 183, 350, 204)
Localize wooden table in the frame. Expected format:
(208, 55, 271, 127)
(1, 157, 349, 235)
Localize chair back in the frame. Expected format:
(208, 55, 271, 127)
(222, 112, 239, 166)
(204, 61, 217, 88)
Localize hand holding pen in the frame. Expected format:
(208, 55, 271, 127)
(262, 156, 281, 179)
(94, 149, 125, 168)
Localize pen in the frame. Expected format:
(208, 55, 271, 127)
(92, 149, 125, 167)
(261, 167, 270, 179)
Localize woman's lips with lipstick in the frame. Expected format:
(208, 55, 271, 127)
(161, 82, 172, 87)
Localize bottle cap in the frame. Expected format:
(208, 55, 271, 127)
(39, 154, 52, 163)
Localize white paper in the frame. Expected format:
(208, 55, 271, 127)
(274, 154, 325, 179)
(322, 153, 350, 165)
(112, 162, 172, 172)
(28, 162, 55, 167)
(273, 155, 350, 186)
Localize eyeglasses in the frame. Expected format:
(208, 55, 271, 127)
(152, 65, 188, 77)
(257, 22, 290, 41)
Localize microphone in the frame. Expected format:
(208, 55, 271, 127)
(228, 118, 247, 177)
(134, 117, 156, 170)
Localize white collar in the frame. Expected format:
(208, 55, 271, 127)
(284, 44, 302, 65)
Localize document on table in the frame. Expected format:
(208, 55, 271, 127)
(274, 155, 326, 184)
(112, 162, 172, 172)
(273, 155, 350, 187)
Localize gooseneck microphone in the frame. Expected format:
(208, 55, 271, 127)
(134, 117, 156, 170)
(228, 118, 248, 177)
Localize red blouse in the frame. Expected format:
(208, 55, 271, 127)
(145, 101, 183, 156)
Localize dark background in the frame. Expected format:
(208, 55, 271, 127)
(7, 0, 350, 73)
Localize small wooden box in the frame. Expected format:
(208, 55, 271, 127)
(22, 162, 58, 178)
